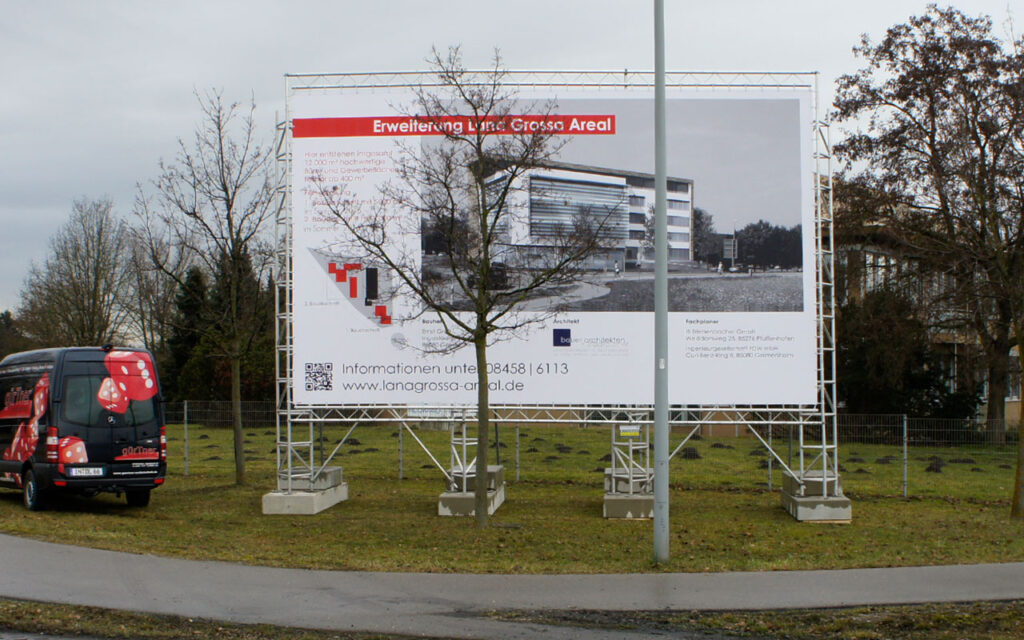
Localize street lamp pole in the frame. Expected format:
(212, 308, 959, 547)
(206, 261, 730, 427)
(653, 0, 670, 563)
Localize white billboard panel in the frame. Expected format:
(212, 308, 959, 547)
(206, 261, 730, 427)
(290, 86, 817, 406)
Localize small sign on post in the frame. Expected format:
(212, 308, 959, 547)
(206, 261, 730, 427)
(618, 424, 642, 438)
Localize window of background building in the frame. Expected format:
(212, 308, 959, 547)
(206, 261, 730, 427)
(1008, 353, 1021, 401)
(626, 176, 655, 189)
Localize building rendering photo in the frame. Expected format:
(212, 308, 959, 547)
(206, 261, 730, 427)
(489, 160, 694, 272)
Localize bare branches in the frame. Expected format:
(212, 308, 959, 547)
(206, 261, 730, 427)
(18, 198, 134, 346)
(143, 90, 275, 280)
(834, 6, 1024, 514)
(834, 5, 1024, 318)
(133, 89, 277, 486)
(310, 47, 616, 525)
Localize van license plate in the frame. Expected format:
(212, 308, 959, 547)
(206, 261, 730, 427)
(68, 467, 104, 477)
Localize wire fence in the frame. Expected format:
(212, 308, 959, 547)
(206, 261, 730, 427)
(835, 414, 1019, 499)
(837, 414, 1019, 448)
(162, 402, 1021, 500)
(164, 401, 277, 430)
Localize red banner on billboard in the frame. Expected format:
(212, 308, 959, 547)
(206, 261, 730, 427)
(293, 115, 615, 138)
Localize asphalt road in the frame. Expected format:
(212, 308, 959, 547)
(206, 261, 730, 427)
(2, 533, 1023, 639)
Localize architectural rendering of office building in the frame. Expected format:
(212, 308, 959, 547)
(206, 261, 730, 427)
(488, 161, 694, 269)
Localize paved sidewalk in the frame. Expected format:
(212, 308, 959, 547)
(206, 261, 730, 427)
(2, 533, 1023, 639)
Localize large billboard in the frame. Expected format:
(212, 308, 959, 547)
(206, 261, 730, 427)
(290, 85, 817, 406)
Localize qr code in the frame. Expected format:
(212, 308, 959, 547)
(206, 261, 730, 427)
(304, 362, 333, 391)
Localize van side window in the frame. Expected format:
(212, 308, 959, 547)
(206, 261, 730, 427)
(1, 375, 36, 424)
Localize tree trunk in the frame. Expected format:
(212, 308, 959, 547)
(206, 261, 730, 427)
(1013, 422, 1024, 519)
(1010, 327, 1024, 519)
(231, 354, 246, 485)
(984, 338, 1010, 445)
(473, 333, 490, 528)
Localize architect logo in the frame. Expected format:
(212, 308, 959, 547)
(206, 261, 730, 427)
(553, 328, 571, 347)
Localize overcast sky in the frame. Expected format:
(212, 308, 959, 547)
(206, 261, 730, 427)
(1, 0, 1018, 314)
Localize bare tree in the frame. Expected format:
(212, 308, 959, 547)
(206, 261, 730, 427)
(315, 48, 614, 526)
(18, 197, 133, 347)
(136, 90, 276, 486)
(124, 230, 187, 357)
(833, 6, 1024, 516)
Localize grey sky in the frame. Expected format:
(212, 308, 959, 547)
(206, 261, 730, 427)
(553, 96, 804, 232)
(1, 0, 1018, 313)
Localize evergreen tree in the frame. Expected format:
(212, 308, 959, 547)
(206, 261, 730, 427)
(837, 289, 978, 418)
(164, 266, 210, 402)
(0, 310, 27, 360)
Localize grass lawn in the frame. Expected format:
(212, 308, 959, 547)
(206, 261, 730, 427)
(494, 601, 1024, 640)
(0, 597, 413, 639)
(0, 422, 1021, 574)
(3, 596, 1024, 640)
(567, 272, 803, 312)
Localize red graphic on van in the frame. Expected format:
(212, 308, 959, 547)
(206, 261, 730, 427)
(0, 387, 32, 420)
(97, 351, 158, 413)
(2, 374, 49, 465)
(115, 446, 158, 461)
(97, 376, 129, 413)
(58, 436, 88, 464)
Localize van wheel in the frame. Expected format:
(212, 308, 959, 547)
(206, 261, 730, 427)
(125, 489, 151, 507)
(22, 469, 45, 511)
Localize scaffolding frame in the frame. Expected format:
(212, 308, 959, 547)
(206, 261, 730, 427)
(274, 70, 839, 503)
(608, 415, 652, 496)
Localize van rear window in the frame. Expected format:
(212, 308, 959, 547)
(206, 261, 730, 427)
(63, 376, 156, 427)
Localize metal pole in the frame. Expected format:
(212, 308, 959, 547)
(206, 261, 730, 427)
(515, 425, 520, 483)
(653, 0, 670, 563)
(494, 422, 501, 466)
(788, 424, 793, 468)
(183, 400, 189, 477)
(902, 414, 908, 498)
(399, 422, 404, 480)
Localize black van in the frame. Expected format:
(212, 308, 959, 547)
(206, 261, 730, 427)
(0, 346, 167, 510)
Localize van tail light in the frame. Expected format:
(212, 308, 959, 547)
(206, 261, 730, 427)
(159, 425, 167, 462)
(46, 427, 59, 463)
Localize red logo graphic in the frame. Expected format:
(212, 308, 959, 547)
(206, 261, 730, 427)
(97, 351, 158, 414)
(115, 446, 159, 461)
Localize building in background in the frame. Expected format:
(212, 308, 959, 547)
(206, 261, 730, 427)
(837, 219, 1021, 425)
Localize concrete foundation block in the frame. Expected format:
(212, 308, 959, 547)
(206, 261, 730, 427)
(438, 483, 506, 517)
(445, 465, 504, 492)
(262, 483, 349, 515)
(781, 470, 852, 522)
(603, 467, 653, 493)
(603, 493, 654, 519)
(276, 466, 344, 492)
